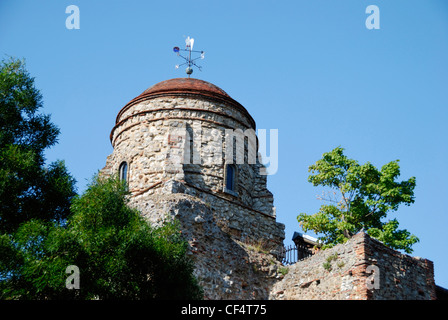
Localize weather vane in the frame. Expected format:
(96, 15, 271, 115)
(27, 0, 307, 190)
(173, 36, 205, 78)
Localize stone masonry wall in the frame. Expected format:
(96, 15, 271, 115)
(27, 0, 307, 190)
(129, 185, 284, 300)
(270, 232, 436, 300)
(131, 179, 285, 255)
(103, 96, 275, 216)
(100, 94, 284, 253)
(365, 232, 436, 300)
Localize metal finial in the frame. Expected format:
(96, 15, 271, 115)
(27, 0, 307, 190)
(173, 36, 205, 78)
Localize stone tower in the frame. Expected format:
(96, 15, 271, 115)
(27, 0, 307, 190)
(101, 78, 285, 299)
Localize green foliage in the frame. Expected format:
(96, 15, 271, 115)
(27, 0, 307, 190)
(0, 57, 77, 234)
(0, 57, 59, 154)
(278, 266, 289, 276)
(322, 261, 332, 271)
(297, 147, 419, 254)
(326, 253, 338, 262)
(0, 58, 202, 300)
(1, 176, 203, 300)
(0, 56, 77, 298)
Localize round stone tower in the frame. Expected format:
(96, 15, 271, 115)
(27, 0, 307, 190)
(101, 78, 285, 299)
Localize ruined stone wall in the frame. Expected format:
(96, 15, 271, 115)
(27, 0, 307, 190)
(131, 179, 285, 255)
(365, 233, 436, 300)
(270, 232, 436, 300)
(128, 184, 284, 300)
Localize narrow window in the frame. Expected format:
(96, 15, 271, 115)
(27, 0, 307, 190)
(119, 162, 128, 182)
(225, 164, 236, 192)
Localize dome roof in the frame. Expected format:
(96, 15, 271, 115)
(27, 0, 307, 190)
(140, 78, 231, 99)
(116, 78, 254, 129)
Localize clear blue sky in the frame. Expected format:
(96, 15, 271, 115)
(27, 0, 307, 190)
(1, 0, 447, 289)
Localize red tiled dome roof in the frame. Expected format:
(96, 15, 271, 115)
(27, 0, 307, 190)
(141, 78, 231, 98)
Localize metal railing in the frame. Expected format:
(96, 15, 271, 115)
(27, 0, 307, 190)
(279, 245, 313, 265)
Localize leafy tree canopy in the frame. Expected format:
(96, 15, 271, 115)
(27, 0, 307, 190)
(0, 57, 77, 234)
(1, 176, 203, 299)
(297, 147, 419, 253)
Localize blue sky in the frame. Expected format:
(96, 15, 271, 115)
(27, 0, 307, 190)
(1, 0, 447, 289)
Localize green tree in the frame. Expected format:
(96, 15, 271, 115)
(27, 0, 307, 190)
(0, 57, 77, 234)
(297, 147, 419, 253)
(0, 56, 76, 298)
(65, 175, 202, 300)
(0, 57, 202, 299)
(1, 176, 203, 300)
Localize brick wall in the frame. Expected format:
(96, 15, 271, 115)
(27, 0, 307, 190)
(270, 232, 436, 300)
(363, 232, 436, 300)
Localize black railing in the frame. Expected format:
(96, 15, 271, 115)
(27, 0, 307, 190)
(279, 245, 313, 265)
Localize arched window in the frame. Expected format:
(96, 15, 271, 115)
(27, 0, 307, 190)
(119, 162, 128, 182)
(225, 164, 236, 192)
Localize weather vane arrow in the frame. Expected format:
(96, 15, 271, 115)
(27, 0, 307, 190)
(173, 36, 205, 78)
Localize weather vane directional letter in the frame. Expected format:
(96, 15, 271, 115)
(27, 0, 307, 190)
(173, 36, 205, 77)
